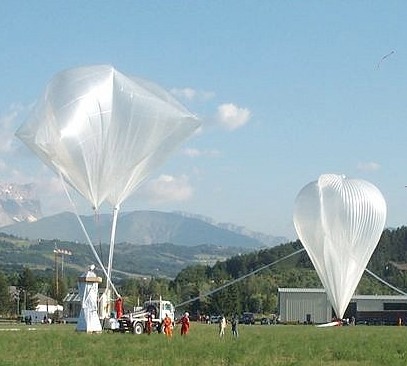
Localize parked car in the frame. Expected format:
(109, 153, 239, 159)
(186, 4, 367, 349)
(241, 312, 255, 325)
(210, 315, 221, 324)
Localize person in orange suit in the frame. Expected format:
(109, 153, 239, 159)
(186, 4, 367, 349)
(162, 313, 172, 337)
(180, 312, 190, 336)
(115, 297, 123, 319)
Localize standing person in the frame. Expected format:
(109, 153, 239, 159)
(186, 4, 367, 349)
(108, 312, 120, 332)
(115, 297, 124, 319)
(163, 313, 173, 338)
(146, 313, 153, 335)
(180, 312, 190, 336)
(219, 315, 227, 338)
(231, 314, 239, 338)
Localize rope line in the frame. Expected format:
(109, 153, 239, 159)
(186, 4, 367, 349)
(175, 248, 306, 308)
(58, 172, 120, 298)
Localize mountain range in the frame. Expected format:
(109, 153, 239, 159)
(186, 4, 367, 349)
(0, 182, 289, 278)
(0, 182, 293, 279)
(0, 210, 286, 249)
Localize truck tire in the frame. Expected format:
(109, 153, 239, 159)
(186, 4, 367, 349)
(133, 322, 144, 335)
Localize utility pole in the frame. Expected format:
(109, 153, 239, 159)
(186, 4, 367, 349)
(53, 246, 73, 298)
(54, 248, 58, 297)
(16, 291, 20, 316)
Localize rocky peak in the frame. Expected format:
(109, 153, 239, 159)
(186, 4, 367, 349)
(0, 183, 42, 227)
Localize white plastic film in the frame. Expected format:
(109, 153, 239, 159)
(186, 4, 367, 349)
(293, 174, 387, 319)
(16, 65, 200, 209)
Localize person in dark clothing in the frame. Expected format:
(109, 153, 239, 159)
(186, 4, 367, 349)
(231, 314, 239, 337)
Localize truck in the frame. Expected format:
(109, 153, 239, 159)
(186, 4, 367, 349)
(107, 299, 175, 335)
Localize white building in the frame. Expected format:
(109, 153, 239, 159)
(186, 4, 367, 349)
(278, 288, 332, 324)
(35, 293, 63, 314)
(278, 288, 407, 325)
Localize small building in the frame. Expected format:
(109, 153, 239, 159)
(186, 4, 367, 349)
(278, 288, 407, 325)
(346, 294, 407, 325)
(9, 287, 61, 318)
(278, 288, 332, 324)
(35, 293, 63, 314)
(63, 291, 82, 322)
(63, 287, 107, 323)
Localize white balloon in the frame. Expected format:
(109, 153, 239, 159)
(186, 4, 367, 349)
(16, 65, 200, 209)
(293, 174, 387, 319)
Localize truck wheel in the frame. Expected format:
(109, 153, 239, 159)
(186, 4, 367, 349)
(133, 322, 143, 335)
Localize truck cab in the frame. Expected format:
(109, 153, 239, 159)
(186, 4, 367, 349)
(144, 299, 175, 324)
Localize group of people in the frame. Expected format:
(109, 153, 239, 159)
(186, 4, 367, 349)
(160, 311, 190, 338)
(153, 312, 240, 339)
(219, 314, 239, 338)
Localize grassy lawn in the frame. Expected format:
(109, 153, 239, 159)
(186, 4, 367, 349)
(0, 322, 406, 365)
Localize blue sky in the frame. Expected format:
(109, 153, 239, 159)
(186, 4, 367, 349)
(0, 1, 406, 240)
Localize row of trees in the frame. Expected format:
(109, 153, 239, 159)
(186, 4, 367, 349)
(0, 266, 73, 317)
(0, 268, 42, 316)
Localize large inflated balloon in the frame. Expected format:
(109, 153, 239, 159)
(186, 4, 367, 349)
(293, 174, 386, 319)
(16, 65, 200, 209)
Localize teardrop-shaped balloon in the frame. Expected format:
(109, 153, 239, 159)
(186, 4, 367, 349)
(293, 174, 387, 319)
(16, 65, 200, 209)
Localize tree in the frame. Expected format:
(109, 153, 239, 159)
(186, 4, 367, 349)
(49, 276, 67, 303)
(0, 271, 11, 316)
(18, 267, 39, 311)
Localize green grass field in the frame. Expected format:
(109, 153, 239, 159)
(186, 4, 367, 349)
(0, 322, 406, 365)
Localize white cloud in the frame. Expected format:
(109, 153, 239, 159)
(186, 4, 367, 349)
(0, 105, 43, 184)
(36, 175, 74, 213)
(0, 104, 26, 154)
(216, 103, 251, 130)
(143, 174, 194, 204)
(171, 87, 197, 100)
(0, 105, 74, 214)
(182, 147, 220, 158)
(357, 161, 381, 172)
(170, 87, 215, 102)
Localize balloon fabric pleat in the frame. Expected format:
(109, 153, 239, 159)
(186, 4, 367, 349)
(58, 172, 120, 298)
